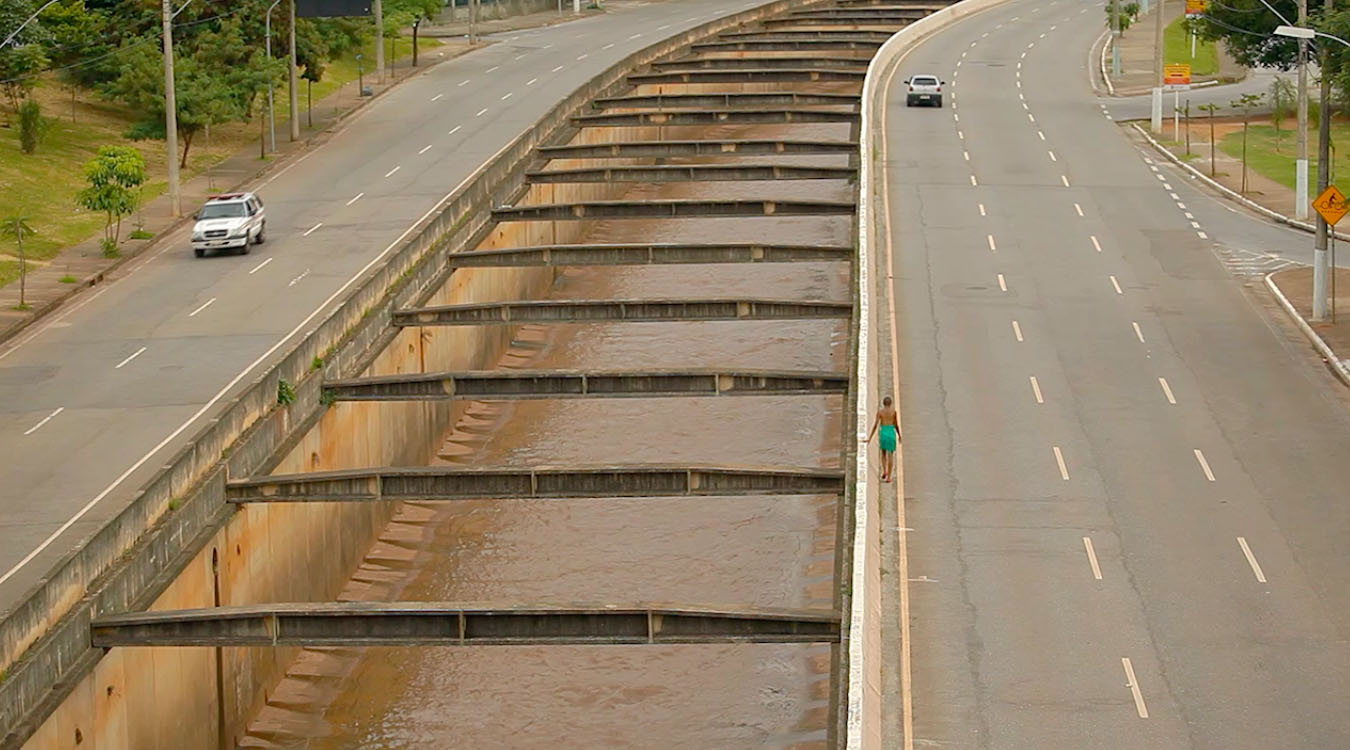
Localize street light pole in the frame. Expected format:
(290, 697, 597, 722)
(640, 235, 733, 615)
(160, 0, 181, 217)
(1152, 0, 1165, 132)
(1112, 0, 1122, 76)
(289, 0, 299, 141)
(1297, 0, 1310, 220)
(374, 0, 384, 83)
(264, 0, 281, 154)
(1314, 0, 1333, 321)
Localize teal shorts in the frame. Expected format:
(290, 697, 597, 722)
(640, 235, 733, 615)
(879, 425, 897, 453)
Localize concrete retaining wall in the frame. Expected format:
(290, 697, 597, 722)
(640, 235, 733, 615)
(846, 0, 1014, 746)
(0, 0, 839, 747)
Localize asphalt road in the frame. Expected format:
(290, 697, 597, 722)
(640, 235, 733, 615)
(0, 0, 769, 609)
(1101, 66, 1281, 121)
(883, 0, 1350, 747)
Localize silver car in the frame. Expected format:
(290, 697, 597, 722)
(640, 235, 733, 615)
(191, 193, 266, 257)
(904, 74, 944, 108)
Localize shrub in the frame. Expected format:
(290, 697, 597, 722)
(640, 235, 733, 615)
(18, 99, 45, 154)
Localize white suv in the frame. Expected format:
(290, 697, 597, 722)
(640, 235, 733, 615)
(191, 192, 266, 257)
(904, 74, 944, 108)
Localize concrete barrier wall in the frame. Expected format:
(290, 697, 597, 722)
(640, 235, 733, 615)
(846, 0, 1012, 746)
(0, 0, 843, 746)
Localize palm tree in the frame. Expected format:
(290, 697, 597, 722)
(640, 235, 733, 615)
(1, 214, 37, 310)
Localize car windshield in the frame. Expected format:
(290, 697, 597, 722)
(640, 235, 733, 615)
(913, 77, 938, 85)
(198, 203, 246, 219)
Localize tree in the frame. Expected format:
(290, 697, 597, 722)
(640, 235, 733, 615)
(17, 96, 44, 153)
(76, 145, 145, 254)
(104, 17, 282, 168)
(1197, 102, 1220, 178)
(1269, 75, 1295, 152)
(0, 213, 35, 309)
(1195, 0, 1301, 70)
(0, 0, 50, 112)
(1232, 93, 1265, 194)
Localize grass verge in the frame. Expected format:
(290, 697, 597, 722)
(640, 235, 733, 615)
(1218, 121, 1350, 190)
(1164, 17, 1219, 77)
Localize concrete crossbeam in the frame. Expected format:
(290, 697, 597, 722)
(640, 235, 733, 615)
(627, 69, 865, 85)
(447, 243, 853, 267)
(650, 56, 868, 71)
(91, 603, 841, 648)
(572, 109, 858, 127)
(535, 139, 857, 160)
(717, 29, 897, 40)
(324, 369, 848, 402)
(491, 199, 856, 222)
(763, 16, 914, 27)
(394, 298, 852, 325)
(838, 0, 948, 5)
(789, 5, 937, 15)
(691, 38, 884, 52)
(592, 92, 860, 109)
(527, 165, 855, 183)
(225, 465, 846, 503)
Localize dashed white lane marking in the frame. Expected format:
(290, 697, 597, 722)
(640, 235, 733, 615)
(288, 269, 310, 287)
(1184, 212, 1194, 219)
(1163, 182, 1172, 190)
(576, 53, 588, 60)
(448, 125, 462, 135)
(552, 65, 564, 72)
(486, 65, 500, 73)
(1133, 322, 1146, 343)
(248, 257, 273, 274)
(419, 144, 433, 154)
(1176, 200, 1186, 208)
(23, 407, 63, 436)
(602, 42, 615, 50)
(1190, 221, 1201, 229)
(954, 113, 960, 122)
(527, 77, 538, 85)
(188, 298, 216, 317)
(1121, 658, 1150, 718)
(978, 203, 986, 216)
(1012, 320, 1023, 341)
(987, 234, 997, 252)
(964, 151, 971, 161)
(430, 93, 443, 102)
(1053, 446, 1070, 480)
(970, 175, 978, 186)
(958, 130, 965, 139)
(1060, 175, 1069, 187)
(384, 165, 401, 177)
(1110, 275, 1123, 294)
(1030, 376, 1045, 403)
(501, 92, 513, 101)
(1197, 231, 1209, 239)
(114, 346, 147, 370)
(1237, 537, 1268, 583)
(1048, 150, 1057, 161)
(1083, 537, 1103, 580)
(1194, 449, 1216, 481)
(1075, 203, 1084, 216)
(304, 222, 324, 236)
(346, 192, 364, 206)
(1029, 114, 1037, 124)
(458, 79, 470, 86)
(514, 53, 527, 60)
(657, 22, 670, 29)
(998, 273, 1007, 292)
(1158, 377, 1177, 404)
(1090, 235, 1102, 252)
(629, 32, 642, 39)
(476, 108, 488, 117)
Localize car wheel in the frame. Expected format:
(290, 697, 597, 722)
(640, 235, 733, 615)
(239, 242, 250, 256)
(255, 222, 266, 245)
(194, 248, 205, 258)
(935, 96, 943, 108)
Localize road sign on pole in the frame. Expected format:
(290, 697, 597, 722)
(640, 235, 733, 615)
(1185, 0, 1206, 17)
(1163, 63, 1192, 91)
(1312, 185, 1349, 226)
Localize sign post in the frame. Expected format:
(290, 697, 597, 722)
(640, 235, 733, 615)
(1312, 185, 1346, 322)
(1164, 64, 1191, 140)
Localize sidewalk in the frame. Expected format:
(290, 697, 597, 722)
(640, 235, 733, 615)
(0, 5, 604, 345)
(1269, 266, 1350, 383)
(1105, 1, 1243, 96)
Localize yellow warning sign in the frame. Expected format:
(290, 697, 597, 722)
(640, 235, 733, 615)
(1313, 185, 1349, 226)
(1163, 64, 1192, 86)
(1185, 0, 1206, 17)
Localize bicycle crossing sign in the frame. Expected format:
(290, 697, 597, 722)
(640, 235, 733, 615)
(1312, 185, 1349, 226)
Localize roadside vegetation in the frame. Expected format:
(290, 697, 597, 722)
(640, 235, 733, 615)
(1166, 17, 1219, 77)
(0, 0, 440, 280)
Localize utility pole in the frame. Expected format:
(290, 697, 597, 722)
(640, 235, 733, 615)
(1297, 0, 1310, 220)
(1314, 0, 1335, 320)
(470, 0, 478, 44)
(374, 0, 384, 82)
(265, 0, 280, 154)
(1111, 0, 1122, 76)
(289, 0, 299, 141)
(160, 0, 181, 217)
(1151, 0, 1165, 132)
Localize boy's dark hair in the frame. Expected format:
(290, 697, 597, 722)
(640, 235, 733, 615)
(883, 396, 893, 406)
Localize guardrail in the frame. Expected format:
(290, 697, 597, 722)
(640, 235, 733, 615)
(848, 0, 1016, 746)
(0, 0, 839, 743)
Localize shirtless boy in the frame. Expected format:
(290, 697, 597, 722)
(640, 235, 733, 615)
(865, 396, 901, 483)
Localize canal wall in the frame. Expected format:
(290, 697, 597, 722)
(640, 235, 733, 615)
(0, 0, 837, 747)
